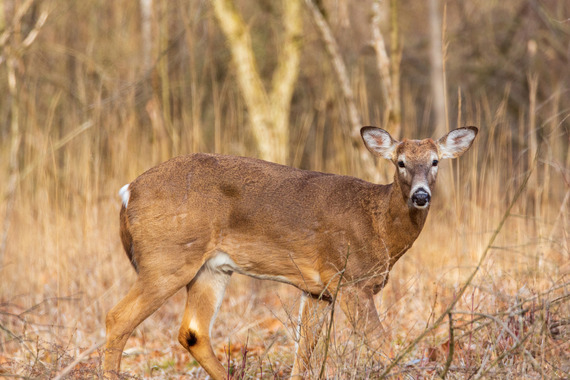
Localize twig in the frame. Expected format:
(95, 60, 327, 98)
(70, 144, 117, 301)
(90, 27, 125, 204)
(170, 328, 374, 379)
(52, 340, 105, 380)
(0, 323, 41, 365)
(0, 374, 37, 379)
(0, 0, 36, 50)
(451, 310, 542, 373)
(439, 312, 454, 379)
(17, 120, 94, 184)
(471, 328, 535, 380)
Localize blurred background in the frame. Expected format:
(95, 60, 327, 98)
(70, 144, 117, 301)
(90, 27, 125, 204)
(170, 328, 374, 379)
(0, 0, 568, 378)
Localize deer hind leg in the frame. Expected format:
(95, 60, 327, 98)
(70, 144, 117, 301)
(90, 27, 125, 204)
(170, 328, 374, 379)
(104, 267, 196, 375)
(178, 264, 232, 380)
(291, 293, 330, 379)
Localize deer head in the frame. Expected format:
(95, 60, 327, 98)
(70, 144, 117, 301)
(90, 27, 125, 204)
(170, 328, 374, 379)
(361, 126, 478, 209)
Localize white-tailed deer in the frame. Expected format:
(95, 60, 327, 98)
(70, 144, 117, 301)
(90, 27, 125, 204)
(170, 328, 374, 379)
(104, 126, 477, 378)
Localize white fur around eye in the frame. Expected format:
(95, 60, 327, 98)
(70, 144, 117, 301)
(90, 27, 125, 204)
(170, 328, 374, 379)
(430, 153, 439, 173)
(397, 155, 408, 176)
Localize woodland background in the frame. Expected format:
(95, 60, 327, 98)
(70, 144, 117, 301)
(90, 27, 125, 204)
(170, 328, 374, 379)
(0, 0, 569, 378)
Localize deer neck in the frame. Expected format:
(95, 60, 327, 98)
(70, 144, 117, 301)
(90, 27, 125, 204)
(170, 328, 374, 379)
(376, 175, 429, 265)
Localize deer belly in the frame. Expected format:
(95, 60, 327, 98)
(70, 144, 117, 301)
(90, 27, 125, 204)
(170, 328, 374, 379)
(206, 250, 324, 293)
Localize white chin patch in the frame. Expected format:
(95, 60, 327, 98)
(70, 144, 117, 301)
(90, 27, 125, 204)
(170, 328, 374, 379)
(413, 201, 429, 209)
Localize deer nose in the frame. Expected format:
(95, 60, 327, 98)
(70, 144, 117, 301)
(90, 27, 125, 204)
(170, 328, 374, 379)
(411, 189, 431, 208)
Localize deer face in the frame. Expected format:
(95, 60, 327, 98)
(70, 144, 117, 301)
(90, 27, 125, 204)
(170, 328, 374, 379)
(361, 126, 478, 209)
(393, 139, 439, 208)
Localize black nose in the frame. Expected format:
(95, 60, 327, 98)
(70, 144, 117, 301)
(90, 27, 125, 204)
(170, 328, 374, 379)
(412, 189, 431, 207)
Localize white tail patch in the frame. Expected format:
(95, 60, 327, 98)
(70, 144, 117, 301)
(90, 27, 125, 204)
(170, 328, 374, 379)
(119, 184, 130, 208)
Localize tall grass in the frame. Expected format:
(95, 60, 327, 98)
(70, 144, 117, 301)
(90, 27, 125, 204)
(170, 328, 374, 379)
(1, 0, 568, 378)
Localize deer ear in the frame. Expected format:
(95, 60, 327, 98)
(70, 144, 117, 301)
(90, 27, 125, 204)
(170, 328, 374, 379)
(361, 126, 398, 160)
(437, 127, 478, 159)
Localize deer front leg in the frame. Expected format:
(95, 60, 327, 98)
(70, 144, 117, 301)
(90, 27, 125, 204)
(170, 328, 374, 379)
(290, 293, 330, 379)
(338, 287, 385, 360)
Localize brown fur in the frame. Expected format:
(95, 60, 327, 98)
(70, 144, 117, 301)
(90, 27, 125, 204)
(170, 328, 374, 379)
(125, 154, 411, 292)
(119, 206, 136, 272)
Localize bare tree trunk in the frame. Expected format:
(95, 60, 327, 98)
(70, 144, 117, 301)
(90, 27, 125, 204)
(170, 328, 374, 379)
(304, 0, 377, 179)
(269, 0, 302, 163)
(389, 0, 401, 139)
(371, 1, 391, 125)
(0, 59, 20, 264)
(211, 0, 302, 164)
(527, 73, 540, 244)
(0, 0, 48, 263)
(0, 0, 5, 33)
(429, 0, 445, 136)
(428, 0, 454, 207)
(305, 0, 359, 139)
(140, 0, 153, 71)
(371, 0, 401, 139)
(158, 0, 176, 157)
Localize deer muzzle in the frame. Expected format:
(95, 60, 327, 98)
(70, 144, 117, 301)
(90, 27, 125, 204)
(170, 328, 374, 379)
(411, 188, 431, 209)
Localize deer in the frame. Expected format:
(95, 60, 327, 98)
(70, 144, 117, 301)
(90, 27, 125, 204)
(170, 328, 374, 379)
(103, 126, 477, 379)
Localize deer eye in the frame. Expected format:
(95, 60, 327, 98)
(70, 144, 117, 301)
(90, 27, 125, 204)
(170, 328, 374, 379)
(432, 159, 439, 167)
(398, 161, 405, 168)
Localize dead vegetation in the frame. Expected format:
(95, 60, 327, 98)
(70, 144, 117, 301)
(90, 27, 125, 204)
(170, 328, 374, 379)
(1, 0, 569, 378)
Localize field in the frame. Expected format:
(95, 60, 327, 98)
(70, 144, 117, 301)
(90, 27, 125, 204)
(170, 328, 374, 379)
(0, 0, 568, 379)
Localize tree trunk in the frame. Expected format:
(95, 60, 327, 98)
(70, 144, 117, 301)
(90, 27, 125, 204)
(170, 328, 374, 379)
(371, 0, 401, 139)
(140, 0, 153, 71)
(304, 0, 378, 180)
(389, 0, 402, 139)
(1, 0, 48, 263)
(429, 0, 445, 136)
(211, 0, 302, 164)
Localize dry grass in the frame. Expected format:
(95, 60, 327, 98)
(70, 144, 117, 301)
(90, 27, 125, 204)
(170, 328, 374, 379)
(1, 89, 567, 379)
(1, 0, 569, 379)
